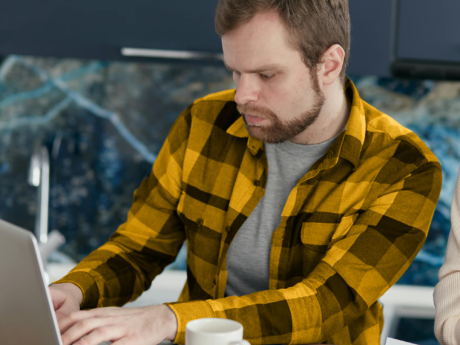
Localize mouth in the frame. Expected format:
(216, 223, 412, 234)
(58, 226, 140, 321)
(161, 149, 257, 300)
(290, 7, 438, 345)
(244, 114, 267, 126)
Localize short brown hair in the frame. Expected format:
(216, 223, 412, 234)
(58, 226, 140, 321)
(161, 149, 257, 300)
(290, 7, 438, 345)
(215, 0, 351, 83)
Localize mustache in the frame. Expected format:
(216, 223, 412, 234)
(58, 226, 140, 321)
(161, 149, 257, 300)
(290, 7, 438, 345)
(236, 104, 277, 120)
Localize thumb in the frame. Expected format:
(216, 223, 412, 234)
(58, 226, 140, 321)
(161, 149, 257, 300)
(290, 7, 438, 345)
(55, 301, 75, 322)
(54, 297, 80, 324)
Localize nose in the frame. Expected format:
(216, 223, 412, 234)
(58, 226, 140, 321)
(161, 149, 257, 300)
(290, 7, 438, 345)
(234, 74, 259, 105)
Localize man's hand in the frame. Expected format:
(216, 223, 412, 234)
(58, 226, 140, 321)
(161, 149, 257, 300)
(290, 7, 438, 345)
(59, 304, 178, 345)
(49, 283, 83, 322)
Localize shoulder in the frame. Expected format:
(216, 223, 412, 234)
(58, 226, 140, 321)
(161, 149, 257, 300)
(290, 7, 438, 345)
(194, 89, 236, 104)
(362, 100, 440, 167)
(178, 89, 240, 132)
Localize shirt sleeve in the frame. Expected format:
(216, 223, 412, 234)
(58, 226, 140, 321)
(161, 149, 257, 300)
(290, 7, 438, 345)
(54, 105, 192, 309)
(434, 169, 460, 345)
(166, 158, 442, 345)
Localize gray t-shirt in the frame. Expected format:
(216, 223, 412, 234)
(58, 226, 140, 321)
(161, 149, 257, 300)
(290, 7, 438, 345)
(225, 136, 337, 297)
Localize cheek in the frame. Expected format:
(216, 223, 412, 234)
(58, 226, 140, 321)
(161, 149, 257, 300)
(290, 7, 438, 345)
(275, 74, 307, 100)
(289, 75, 316, 107)
(260, 80, 290, 105)
(260, 75, 310, 117)
(264, 69, 314, 117)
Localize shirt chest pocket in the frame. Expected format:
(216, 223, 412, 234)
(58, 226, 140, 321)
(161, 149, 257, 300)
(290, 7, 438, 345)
(176, 191, 226, 236)
(177, 191, 205, 231)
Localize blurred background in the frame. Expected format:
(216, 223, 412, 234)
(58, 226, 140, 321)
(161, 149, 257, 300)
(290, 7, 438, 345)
(1, 0, 459, 344)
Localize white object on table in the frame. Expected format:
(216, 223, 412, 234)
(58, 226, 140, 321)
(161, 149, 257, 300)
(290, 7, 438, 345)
(186, 318, 250, 345)
(385, 337, 418, 345)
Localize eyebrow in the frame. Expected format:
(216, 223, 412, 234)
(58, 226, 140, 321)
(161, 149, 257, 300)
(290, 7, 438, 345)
(223, 59, 282, 74)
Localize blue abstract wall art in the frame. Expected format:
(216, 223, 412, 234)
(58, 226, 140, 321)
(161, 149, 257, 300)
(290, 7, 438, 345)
(0, 55, 459, 281)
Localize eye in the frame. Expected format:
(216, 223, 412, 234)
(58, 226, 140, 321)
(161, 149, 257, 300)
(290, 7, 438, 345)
(260, 73, 274, 80)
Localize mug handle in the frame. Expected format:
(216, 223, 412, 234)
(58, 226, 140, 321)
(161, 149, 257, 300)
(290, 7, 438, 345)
(229, 341, 251, 345)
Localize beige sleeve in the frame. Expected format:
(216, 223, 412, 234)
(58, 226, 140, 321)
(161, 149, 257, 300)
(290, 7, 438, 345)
(434, 171, 460, 345)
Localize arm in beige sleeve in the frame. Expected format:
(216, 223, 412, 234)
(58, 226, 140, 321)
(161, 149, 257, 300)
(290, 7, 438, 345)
(434, 171, 460, 345)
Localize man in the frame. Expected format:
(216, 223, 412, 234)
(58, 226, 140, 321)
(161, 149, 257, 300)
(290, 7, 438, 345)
(50, 1, 442, 344)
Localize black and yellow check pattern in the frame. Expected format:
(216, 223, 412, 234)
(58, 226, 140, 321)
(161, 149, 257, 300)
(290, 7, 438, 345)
(56, 79, 442, 345)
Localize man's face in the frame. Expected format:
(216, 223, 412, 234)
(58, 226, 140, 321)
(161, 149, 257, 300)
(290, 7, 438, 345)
(221, 11, 325, 144)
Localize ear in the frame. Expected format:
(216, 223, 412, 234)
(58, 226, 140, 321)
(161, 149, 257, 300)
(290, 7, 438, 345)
(318, 44, 345, 86)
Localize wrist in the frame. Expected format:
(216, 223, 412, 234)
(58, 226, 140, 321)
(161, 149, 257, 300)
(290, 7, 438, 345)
(50, 282, 83, 306)
(162, 304, 178, 341)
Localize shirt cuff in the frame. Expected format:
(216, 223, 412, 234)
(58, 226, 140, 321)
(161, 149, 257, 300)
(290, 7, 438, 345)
(53, 271, 100, 310)
(165, 300, 215, 344)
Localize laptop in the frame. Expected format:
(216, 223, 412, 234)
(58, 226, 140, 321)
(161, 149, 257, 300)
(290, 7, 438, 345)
(0, 219, 117, 345)
(0, 219, 63, 344)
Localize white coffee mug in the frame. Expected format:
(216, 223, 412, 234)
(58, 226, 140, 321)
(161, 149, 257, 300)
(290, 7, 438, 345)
(185, 318, 251, 345)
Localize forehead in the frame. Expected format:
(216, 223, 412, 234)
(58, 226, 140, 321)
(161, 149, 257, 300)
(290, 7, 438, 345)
(221, 11, 302, 70)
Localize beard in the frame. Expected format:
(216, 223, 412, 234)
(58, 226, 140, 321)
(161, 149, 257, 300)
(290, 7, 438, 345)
(237, 88, 325, 144)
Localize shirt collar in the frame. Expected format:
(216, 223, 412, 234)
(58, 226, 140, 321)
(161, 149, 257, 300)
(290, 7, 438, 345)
(335, 78, 366, 170)
(225, 78, 367, 164)
(226, 102, 264, 156)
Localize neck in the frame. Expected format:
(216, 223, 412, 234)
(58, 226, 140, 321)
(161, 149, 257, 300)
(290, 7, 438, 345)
(290, 81, 351, 145)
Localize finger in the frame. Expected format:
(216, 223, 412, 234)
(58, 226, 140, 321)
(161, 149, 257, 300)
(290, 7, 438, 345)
(55, 309, 71, 324)
(61, 316, 110, 345)
(89, 307, 142, 317)
(51, 294, 64, 311)
(60, 307, 143, 334)
(84, 307, 150, 321)
(111, 334, 166, 345)
(55, 300, 79, 324)
(72, 326, 124, 345)
(111, 337, 133, 345)
(59, 308, 116, 333)
(59, 310, 92, 334)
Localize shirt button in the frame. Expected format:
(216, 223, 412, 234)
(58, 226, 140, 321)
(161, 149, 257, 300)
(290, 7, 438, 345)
(197, 218, 203, 225)
(254, 180, 260, 186)
(226, 226, 231, 232)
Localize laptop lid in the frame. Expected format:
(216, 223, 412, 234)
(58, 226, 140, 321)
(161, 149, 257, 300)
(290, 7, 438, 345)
(0, 219, 62, 345)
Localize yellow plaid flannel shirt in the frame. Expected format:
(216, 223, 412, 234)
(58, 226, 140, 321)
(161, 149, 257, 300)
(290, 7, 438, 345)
(56, 79, 442, 345)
